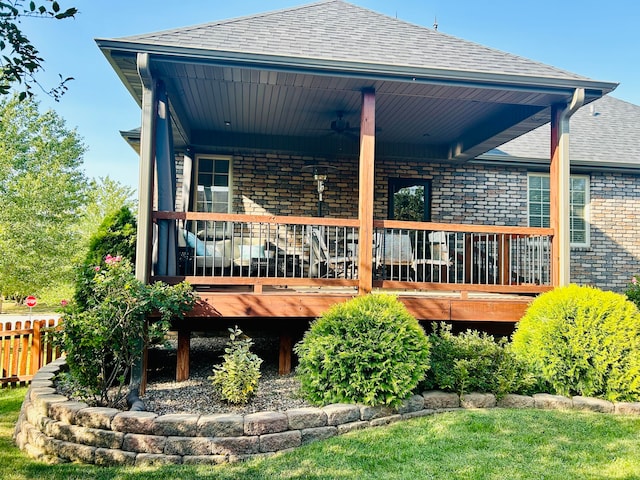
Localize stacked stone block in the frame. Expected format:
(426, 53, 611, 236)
(14, 359, 640, 466)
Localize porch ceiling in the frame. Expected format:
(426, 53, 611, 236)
(106, 50, 612, 162)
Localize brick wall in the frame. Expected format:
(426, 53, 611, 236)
(175, 152, 640, 292)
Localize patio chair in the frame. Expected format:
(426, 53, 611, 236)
(413, 231, 452, 282)
(374, 232, 415, 281)
(308, 227, 354, 278)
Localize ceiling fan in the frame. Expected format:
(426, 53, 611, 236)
(328, 111, 360, 139)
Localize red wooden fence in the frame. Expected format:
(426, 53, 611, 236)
(0, 319, 62, 386)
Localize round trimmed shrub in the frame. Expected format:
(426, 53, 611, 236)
(294, 294, 430, 407)
(512, 284, 640, 402)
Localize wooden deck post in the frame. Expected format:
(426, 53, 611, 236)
(358, 89, 376, 295)
(278, 332, 293, 375)
(550, 89, 584, 286)
(176, 330, 191, 381)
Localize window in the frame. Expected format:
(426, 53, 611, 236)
(388, 178, 432, 222)
(527, 173, 589, 247)
(195, 156, 231, 214)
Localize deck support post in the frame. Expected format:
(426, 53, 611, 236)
(278, 332, 293, 375)
(358, 89, 376, 295)
(176, 330, 191, 381)
(550, 88, 584, 286)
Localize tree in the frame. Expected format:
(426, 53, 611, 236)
(75, 176, 136, 248)
(0, 95, 87, 301)
(393, 186, 424, 222)
(0, 1, 78, 101)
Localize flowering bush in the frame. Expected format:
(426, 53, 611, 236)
(56, 255, 197, 407)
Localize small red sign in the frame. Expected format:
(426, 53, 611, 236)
(25, 296, 37, 308)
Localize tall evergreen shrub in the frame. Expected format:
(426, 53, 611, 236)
(74, 206, 136, 310)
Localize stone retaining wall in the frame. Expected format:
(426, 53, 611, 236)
(14, 359, 640, 466)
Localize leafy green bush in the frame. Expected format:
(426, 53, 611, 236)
(625, 276, 640, 311)
(422, 323, 536, 398)
(294, 294, 430, 407)
(512, 284, 640, 402)
(57, 256, 197, 407)
(209, 327, 263, 404)
(74, 206, 137, 310)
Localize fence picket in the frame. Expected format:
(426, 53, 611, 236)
(0, 318, 62, 386)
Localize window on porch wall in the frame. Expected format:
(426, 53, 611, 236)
(194, 155, 232, 239)
(527, 173, 590, 247)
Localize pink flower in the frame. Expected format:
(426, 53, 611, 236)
(105, 254, 122, 265)
(60, 299, 68, 307)
(94, 266, 100, 271)
(633, 277, 638, 285)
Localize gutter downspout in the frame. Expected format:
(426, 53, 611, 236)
(132, 52, 157, 395)
(550, 87, 584, 286)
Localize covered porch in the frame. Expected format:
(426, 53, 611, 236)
(96, 1, 617, 382)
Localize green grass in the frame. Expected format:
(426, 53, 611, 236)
(2, 387, 639, 479)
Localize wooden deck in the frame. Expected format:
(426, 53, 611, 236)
(158, 286, 535, 385)
(188, 286, 533, 323)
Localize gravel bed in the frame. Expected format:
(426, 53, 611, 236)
(142, 335, 313, 415)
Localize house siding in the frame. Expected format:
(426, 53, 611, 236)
(174, 152, 640, 292)
(571, 172, 640, 291)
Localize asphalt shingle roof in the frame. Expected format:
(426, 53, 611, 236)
(492, 95, 640, 166)
(118, 0, 590, 82)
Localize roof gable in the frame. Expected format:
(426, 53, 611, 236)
(489, 96, 640, 168)
(115, 0, 589, 82)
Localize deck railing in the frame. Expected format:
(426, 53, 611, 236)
(373, 220, 553, 292)
(153, 212, 553, 293)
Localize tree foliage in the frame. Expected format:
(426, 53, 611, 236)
(0, 95, 87, 300)
(74, 206, 137, 310)
(393, 186, 424, 222)
(75, 176, 136, 248)
(0, 1, 77, 100)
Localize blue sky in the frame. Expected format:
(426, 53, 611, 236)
(23, 0, 640, 192)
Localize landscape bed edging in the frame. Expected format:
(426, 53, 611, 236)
(13, 358, 640, 466)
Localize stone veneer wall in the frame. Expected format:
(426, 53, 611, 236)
(15, 359, 640, 466)
(174, 151, 640, 291)
(571, 171, 640, 291)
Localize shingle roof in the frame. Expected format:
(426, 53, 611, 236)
(490, 95, 640, 167)
(117, 0, 591, 82)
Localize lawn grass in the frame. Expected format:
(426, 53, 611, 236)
(2, 387, 639, 479)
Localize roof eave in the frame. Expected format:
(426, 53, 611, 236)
(475, 153, 640, 173)
(95, 39, 619, 96)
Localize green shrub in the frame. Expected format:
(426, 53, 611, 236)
(422, 323, 536, 398)
(209, 327, 263, 404)
(625, 275, 640, 311)
(74, 206, 137, 310)
(294, 294, 430, 407)
(57, 256, 197, 407)
(512, 284, 640, 402)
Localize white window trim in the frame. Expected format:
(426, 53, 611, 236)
(193, 154, 233, 214)
(527, 172, 590, 248)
